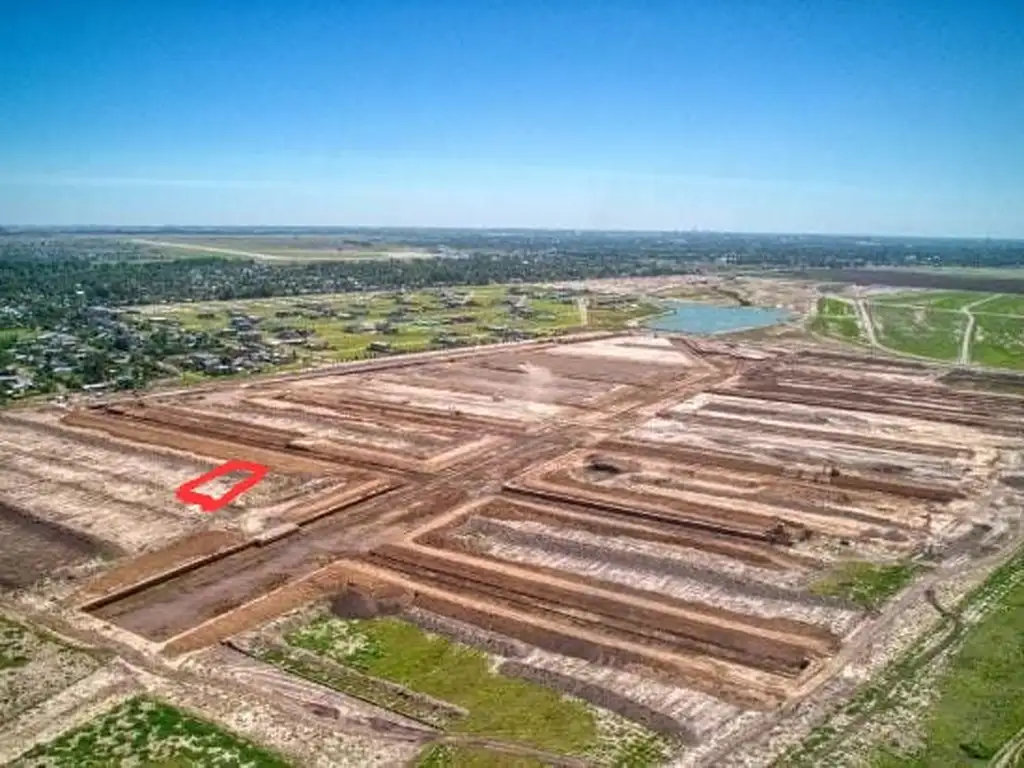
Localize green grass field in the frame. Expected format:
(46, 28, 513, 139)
(12, 696, 290, 767)
(277, 615, 670, 766)
(973, 294, 1024, 316)
(868, 570, 1024, 766)
(809, 561, 921, 610)
(418, 744, 549, 767)
(810, 297, 862, 340)
(970, 314, 1024, 370)
(869, 304, 967, 361)
(807, 289, 1024, 369)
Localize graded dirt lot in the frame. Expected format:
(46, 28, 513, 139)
(0, 503, 109, 589)
(2, 332, 1022, 766)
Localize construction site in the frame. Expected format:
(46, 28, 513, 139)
(2, 332, 1023, 766)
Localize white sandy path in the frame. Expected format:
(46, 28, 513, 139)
(131, 238, 431, 262)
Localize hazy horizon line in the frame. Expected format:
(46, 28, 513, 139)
(2, 224, 1022, 244)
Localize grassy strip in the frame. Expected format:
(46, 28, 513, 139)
(418, 744, 551, 767)
(809, 562, 921, 610)
(250, 641, 461, 728)
(974, 294, 1024, 316)
(871, 291, 991, 310)
(778, 546, 1024, 766)
(283, 616, 670, 766)
(918, 291, 992, 310)
(12, 696, 290, 767)
(868, 567, 1024, 765)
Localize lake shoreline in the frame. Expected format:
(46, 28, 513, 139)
(643, 300, 792, 335)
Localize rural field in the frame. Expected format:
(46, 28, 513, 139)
(1, 319, 1023, 766)
(810, 289, 1024, 370)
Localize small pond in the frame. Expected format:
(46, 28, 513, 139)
(644, 301, 792, 335)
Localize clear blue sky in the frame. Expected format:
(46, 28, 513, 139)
(1, 0, 1021, 236)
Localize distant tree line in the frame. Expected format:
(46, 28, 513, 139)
(2, 234, 1024, 329)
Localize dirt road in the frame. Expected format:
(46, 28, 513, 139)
(957, 293, 1003, 366)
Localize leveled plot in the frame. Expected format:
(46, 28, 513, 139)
(716, 370, 1024, 437)
(146, 391, 507, 473)
(507, 448, 815, 543)
(445, 512, 855, 634)
(481, 344, 701, 389)
(544, 337, 697, 367)
(86, 476, 398, 642)
(302, 378, 567, 423)
(379, 364, 628, 408)
(648, 406, 972, 490)
(0, 503, 109, 588)
(317, 494, 847, 710)
(7, 334, 1022, 768)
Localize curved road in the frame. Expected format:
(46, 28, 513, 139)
(957, 294, 1003, 366)
(833, 294, 1011, 367)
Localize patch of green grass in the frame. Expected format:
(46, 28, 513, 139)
(870, 304, 966, 360)
(0, 618, 31, 669)
(810, 561, 920, 609)
(971, 314, 1024, 370)
(0, 616, 106, 726)
(284, 617, 671, 765)
(811, 297, 862, 341)
(417, 744, 550, 767)
(13, 696, 290, 767)
(0, 327, 35, 347)
(819, 297, 856, 317)
(254, 642, 459, 728)
(871, 291, 993, 310)
(288, 617, 596, 754)
(920, 291, 993, 310)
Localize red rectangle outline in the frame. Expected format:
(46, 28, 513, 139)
(175, 459, 269, 513)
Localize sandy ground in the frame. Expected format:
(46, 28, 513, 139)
(3, 333, 1023, 766)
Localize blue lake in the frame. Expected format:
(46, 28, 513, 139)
(645, 302, 792, 335)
